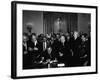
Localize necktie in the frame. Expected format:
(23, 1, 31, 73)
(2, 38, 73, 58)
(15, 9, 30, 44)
(43, 42, 46, 51)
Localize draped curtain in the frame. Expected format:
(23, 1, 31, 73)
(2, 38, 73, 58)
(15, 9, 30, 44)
(43, 12, 78, 34)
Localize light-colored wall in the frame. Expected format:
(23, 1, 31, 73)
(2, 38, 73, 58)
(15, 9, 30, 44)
(23, 11, 43, 35)
(78, 14, 91, 35)
(23, 11, 90, 36)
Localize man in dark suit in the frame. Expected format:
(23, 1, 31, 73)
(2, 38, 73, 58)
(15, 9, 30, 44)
(40, 46, 57, 68)
(70, 31, 81, 66)
(23, 33, 31, 69)
(51, 34, 61, 59)
(42, 37, 48, 52)
(57, 35, 71, 67)
(27, 33, 42, 68)
(79, 33, 90, 66)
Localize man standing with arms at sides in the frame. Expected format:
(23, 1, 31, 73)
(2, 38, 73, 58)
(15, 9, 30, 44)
(71, 31, 81, 66)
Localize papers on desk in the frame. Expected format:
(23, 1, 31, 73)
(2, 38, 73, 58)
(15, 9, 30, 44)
(57, 63, 65, 67)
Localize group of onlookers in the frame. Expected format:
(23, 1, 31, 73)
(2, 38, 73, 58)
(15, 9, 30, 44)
(23, 31, 90, 69)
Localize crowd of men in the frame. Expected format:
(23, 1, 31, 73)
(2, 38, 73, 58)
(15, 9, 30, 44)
(23, 31, 91, 69)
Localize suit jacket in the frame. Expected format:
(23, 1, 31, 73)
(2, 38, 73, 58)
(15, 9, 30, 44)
(27, 40, 42, 57)
(70, 37, 81, 56)
(59, 41, 71, 55)
(41, 49, 56, 62)
(57, 41, 71, 63)
(51, 39, 60, 54)
(23, 41, 31, 69)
